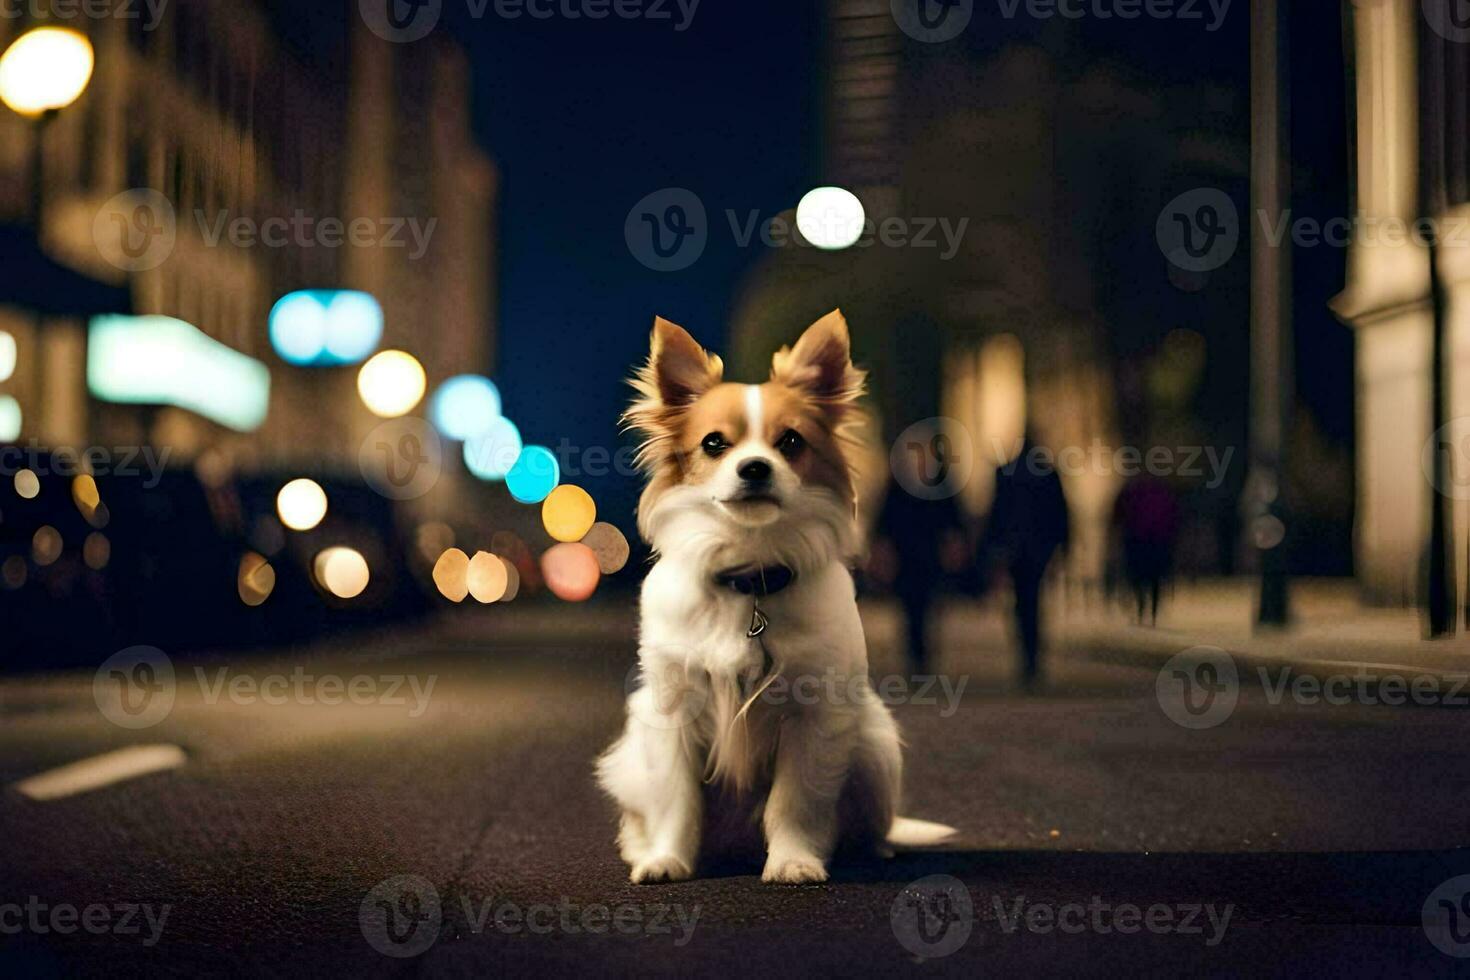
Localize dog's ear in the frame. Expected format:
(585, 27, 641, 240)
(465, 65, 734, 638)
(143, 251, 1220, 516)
(624, 317, 723, 470)
(770, 309, 866, 410)
(644, 316, 723, 408)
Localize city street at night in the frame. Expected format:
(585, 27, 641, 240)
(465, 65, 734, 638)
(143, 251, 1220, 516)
(3, 605, 1469, 976)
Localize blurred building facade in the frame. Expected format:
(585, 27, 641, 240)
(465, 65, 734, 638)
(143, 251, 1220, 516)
(1331, 0, 1470, 607)
(0, 0, 497, 521)
(730, 0, 1249, 584)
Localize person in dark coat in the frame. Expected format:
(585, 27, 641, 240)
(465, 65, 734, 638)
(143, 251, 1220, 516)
(871, 475, 967, 675)
(980, 436, 1070, 688)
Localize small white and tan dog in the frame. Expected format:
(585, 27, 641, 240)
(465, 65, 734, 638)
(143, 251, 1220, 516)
(597, 309, 956, 884)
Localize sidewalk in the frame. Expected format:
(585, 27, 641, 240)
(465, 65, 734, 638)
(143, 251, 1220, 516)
(1060, 577, 1470, 683)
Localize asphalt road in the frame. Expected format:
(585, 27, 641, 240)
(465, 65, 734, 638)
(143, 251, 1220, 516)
(2, 606, 1470, 977)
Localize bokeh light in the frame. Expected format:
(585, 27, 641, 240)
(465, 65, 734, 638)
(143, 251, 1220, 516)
(269, 290, 383, 366)
(542, 484, 597, 543)
(276, 478, 328, 531)
(415, 521, 455, 564)
(237, 552, 276, 606)
(506, 445, 559, 504)
(581, 522, 630, 574)
(314, 547, 370, 599)
(467, 551, 509, 603)
(0, 330, 14, 382)
(432, 547, 470, 602)
(0, 395, 20, 441)
(796, 186, 865, 250)
(32, 525, 61, 566)
(14, 468, 38, 499)
(0, 27, 94, 116)
(501, 558, 521, 601)
(1, 554, 25, 589)
(357, 350, 426, 418)
(83, 532, 110, 570)
(430, 375, 501, 441)
(541, 542, 600, 602)
(464, 416, 522, 481)
(72, 474, 100, 516)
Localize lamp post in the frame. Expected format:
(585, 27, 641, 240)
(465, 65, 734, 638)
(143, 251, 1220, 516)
(0, 25, 96, 221)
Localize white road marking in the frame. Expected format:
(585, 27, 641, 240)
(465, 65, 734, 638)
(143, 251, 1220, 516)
(13, 744, 186, 801)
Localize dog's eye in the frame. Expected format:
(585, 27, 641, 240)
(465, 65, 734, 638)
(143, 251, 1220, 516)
(776, 429, 805, 458)
(701, 432, 728, 457)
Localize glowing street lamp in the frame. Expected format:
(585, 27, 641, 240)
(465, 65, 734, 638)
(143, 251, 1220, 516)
(357, 349, 426, 418)
(0, 27, 94, 117)
(0, 27, 95, 223)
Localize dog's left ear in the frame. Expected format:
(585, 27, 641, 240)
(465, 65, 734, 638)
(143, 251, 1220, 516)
(770, 309, 866, 410)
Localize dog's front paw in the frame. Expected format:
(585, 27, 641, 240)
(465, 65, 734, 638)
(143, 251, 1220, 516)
(630, 854, 693, 884)
(761, 855, 829, 885)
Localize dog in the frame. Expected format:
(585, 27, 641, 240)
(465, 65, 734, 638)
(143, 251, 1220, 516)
(596, 309, 956, 884)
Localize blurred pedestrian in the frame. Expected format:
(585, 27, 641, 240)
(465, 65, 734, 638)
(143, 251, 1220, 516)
(980, 436, 1070, 689)
(1112, 474, 1181, 626)
(870, 473, 967, 675)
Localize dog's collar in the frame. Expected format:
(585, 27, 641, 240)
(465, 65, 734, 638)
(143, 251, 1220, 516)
(713, 563, 796, 598)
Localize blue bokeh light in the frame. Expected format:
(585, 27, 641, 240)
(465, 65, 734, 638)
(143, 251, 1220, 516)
(430, 375, 502, 441)
(269, 290, 382, 366)
(464, 416, 522, 481)
(505, 445, 559, 503)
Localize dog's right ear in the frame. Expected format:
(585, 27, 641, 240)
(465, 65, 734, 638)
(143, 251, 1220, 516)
(624, 317, 723, 469)
(643, 317, 723, 407)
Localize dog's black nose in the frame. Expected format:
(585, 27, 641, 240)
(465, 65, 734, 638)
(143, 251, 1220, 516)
(737, 458, 772, 482)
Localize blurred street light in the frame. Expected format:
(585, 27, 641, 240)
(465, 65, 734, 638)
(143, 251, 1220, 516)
(357, 350, 426, 418)
(276, 478, 328, 531)
(796, 186, 865, 250)
(0, 27, 94, 116)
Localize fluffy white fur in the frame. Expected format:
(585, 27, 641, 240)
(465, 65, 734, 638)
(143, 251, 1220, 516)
(597, 312, 955, 885)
